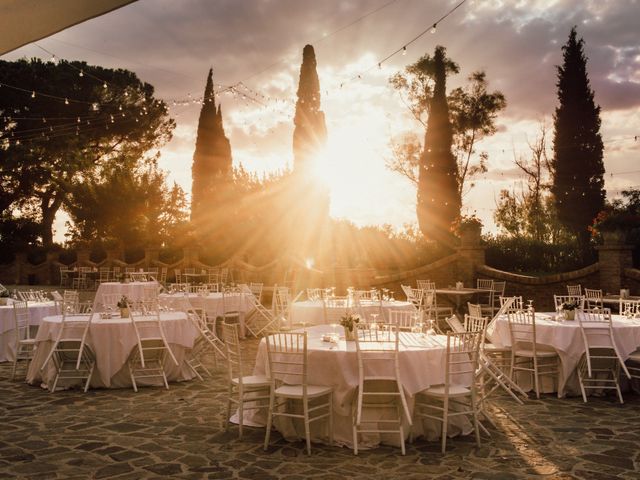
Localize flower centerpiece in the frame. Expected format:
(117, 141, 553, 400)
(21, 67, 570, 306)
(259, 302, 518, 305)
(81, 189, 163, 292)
(340, 313, 360, 341)
(117, 295, 131, 317)
(561, 300, 579, 320)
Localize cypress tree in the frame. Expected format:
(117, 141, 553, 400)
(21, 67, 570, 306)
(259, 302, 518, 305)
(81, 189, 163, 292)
(191, 68, 232, 224)
(293, 44, 327, 174)
(417, 46, 460, 245)
(551, 27, 605, 243)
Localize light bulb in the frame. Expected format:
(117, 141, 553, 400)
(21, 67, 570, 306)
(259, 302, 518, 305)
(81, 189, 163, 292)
(402, 46, 407, 56)
(79, 69, 84, 77)
(430, 23, 437, 34)
(378, 62, 382, 69)
(50, 55, 58, 65)
(64, 98, 69, 105)
(31, 91, 36, 98)
(103, 82, 107, 89)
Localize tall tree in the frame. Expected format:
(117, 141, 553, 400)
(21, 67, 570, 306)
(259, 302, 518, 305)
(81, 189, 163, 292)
(191, 68, 232, 225)
(292, 44, 327, 174)
(551, 27, 605, 244)
(0, 58, 174, 246)
(389, 60, 505, 198)
(416, 46, 460, 245)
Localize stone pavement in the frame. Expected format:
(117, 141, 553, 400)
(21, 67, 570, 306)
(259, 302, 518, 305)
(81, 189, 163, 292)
(1, 336, 639, 480)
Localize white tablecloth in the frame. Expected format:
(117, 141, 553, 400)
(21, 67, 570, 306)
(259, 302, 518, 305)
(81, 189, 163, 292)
(26, 311, 198, 389)
(290, 300, 415, 326)
(242, 325, 471, 448)
(0, 301, 59, 362)
(94, 281, 159, 309)
(489, 312, 640, 396)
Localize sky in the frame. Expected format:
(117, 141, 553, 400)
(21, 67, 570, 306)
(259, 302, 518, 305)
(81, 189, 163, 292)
(2, 0, 639, 240)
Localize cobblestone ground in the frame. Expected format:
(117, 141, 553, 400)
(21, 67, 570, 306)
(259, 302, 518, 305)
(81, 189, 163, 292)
(1, 336, 639, 480)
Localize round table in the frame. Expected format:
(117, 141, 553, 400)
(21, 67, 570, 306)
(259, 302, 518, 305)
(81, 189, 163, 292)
(0, 301, 59, 362)
(241, 325, 472, 448)
(94, 281, 159, 309)
(290, 300, 415, 326)
(27, 311, 198, 389)
(488, 312, 640, 396)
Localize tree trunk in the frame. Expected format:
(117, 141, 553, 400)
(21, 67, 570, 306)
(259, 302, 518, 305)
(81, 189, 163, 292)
(40, 194, 63, 248)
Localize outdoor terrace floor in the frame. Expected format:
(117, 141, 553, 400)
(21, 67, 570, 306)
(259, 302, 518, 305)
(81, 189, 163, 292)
(1, 336, 639, 480)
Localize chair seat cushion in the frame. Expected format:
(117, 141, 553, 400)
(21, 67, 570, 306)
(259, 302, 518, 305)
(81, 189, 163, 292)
(232, 375, 270, 387)
(420, 384, 471, 397)
(275, 384, 332, 398)
(514, 349, 557, 358)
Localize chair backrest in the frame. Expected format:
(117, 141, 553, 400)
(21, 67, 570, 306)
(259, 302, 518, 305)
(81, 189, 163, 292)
(567, 285, 582, 296)
(323, 296, 352, 324)
(493, 281, 506, 296)
(500, 295, 523, 309)
(388, 310, 417, 331)
(464, 314, 488, 334)
(13, 300, 31, 341)
(507, 308, 539, 353)
(129, 300, 177, 366)
(477, 279, 494, 290)
(577, 308, 629, 378)
(354, 323, 400, 379)
(249, 282, 263, 303)
(553, 294, 585, 311)
(222, 289, 243, 314)
(51, 290, 63, 302)
(467, 302, 482, 318)
(99, 267, 110, 282)
(220, 268, 229, 284)
(620, 299, 640, 317)
(416, 279, 436, 291)
(584, 288, 603, 308)
(52, 302, 95, 369)
(443, 331, 482, 390)
(445, 315, 466, 333)
(62, 290, 80, 312)
(265, 332, 308, 388)
(222, 323, 244, 382)
(159, 267, 168, 283)
(307, 288, 323, 301)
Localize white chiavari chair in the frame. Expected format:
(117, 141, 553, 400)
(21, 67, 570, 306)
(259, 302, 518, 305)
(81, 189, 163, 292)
(264, 332, 333, 455)
(414, 331, 483, 453)
(11, 301, 37, 380)
(40, 301, 96, 392)
(508, 308, 559, 399)
(222, 323, 270, 438)
(576, 308, 630, 403)
(352, 323, 411, 455)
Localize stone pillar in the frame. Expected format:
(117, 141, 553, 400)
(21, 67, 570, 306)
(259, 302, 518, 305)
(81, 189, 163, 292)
(597, 238, 633, 294)
(456, 226, 486, 288)
(46, 251, 60, 286)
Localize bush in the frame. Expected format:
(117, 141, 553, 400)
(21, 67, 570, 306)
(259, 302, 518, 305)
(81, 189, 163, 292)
(485, 236, 597, 274)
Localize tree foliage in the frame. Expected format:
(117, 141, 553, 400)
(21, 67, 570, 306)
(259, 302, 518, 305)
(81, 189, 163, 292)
(65, 156, 189, 248)
(389, 57, 505, 198)
(551, 27, 605, 243)
(191, 68, 232, 227)
(0, 58, 174, 246)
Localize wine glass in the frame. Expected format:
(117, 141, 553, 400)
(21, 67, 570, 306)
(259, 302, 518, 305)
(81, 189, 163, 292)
(370, 313, 379, 331)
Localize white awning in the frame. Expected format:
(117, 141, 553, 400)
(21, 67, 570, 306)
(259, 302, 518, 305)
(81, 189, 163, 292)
(0, 0, 137, 55)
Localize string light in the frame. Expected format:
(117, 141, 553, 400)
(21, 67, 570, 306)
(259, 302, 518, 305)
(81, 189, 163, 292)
(64, 98, 69, 105)
(50, 55, 58, 65)
(31, 91, 35, 98)
(430, 23, 438, 34)
(402, 46, 407, 56)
